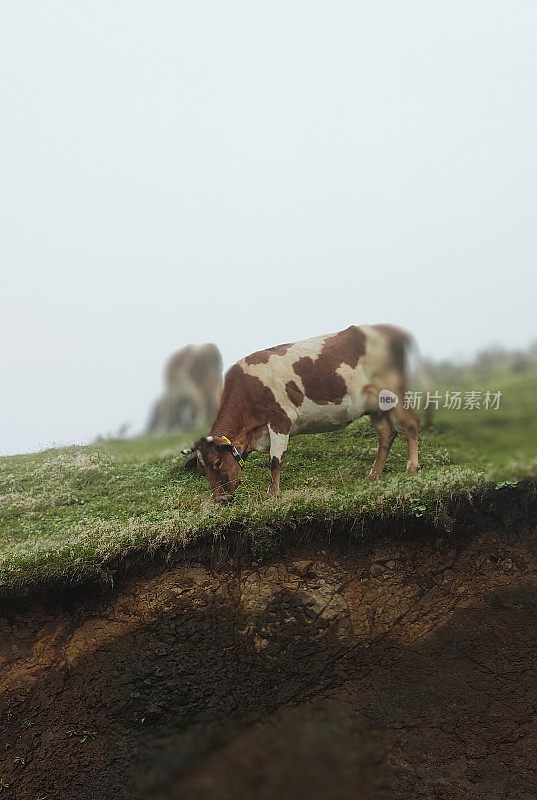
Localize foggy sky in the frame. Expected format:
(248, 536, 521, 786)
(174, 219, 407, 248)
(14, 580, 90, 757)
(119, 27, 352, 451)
(1, 1, 536, 455)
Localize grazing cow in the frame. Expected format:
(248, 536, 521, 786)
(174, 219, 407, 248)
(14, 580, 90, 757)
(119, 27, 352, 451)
(147, 344, 222, 433)
(183, 325, 421, 503)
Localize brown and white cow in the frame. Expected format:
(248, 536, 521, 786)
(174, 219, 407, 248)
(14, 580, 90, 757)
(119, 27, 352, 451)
(183, 325, 421, 503)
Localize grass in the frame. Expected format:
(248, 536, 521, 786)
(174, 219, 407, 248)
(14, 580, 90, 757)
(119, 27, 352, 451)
(1, 367, 536, 600)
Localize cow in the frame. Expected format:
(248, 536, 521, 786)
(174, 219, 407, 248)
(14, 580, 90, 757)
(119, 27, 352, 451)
(182, 325, 421, 504)
(147, 343, 222, 434)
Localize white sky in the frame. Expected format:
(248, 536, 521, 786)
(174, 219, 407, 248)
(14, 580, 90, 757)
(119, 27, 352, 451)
(1, 1, 536, 455)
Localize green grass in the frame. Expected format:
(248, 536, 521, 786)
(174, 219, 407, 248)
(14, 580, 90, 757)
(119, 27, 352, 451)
(1, 368, 536, 599)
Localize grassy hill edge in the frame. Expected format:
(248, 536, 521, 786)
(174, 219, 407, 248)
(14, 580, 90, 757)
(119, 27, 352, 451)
(2, 367, 536, 603)
(1, 472, 535, 604)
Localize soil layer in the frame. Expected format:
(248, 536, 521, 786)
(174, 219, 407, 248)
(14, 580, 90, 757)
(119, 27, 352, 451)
(1, 521, 537, 799)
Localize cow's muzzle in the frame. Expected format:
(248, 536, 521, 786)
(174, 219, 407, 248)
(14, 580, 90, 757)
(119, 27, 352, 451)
(211, 492, 235, 505)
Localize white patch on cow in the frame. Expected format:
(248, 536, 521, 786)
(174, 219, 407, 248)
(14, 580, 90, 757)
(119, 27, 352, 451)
(252, 425, 270, 453)
(267, 425, 289, 460)
(290, 394, 362, 435)
(196, 450, 205, 467)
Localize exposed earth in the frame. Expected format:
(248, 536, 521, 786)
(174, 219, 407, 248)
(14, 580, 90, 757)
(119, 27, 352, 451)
(2, 515, 537, 799)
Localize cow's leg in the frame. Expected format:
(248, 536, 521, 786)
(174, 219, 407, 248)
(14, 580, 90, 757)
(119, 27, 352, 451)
(267, 426, 289, 497)
(393, 404, 420, 474)
(365, 412, 397, 481)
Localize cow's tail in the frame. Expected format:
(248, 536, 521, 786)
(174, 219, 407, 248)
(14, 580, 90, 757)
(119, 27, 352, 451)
(401, 331, 433, 430)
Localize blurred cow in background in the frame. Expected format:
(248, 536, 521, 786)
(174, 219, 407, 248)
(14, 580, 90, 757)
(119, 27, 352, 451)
(147, 344, 222, 434)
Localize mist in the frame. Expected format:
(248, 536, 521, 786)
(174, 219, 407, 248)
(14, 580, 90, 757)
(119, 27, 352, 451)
(1, 0, 536, 454)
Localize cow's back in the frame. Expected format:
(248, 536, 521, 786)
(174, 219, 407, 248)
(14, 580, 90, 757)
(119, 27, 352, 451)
(235, 325, 409, 435)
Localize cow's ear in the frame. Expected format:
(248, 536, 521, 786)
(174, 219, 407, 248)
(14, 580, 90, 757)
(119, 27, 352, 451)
(183, 452, 203, 475)
(182, 438, 204, 455)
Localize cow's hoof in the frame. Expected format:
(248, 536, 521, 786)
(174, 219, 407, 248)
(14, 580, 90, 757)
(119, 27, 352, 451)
(364, 472, 381, 483)
(406, 463, 421, 475)
(267, 485, 279, 498)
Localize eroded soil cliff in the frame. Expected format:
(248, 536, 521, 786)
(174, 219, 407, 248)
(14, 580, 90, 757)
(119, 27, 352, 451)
(1, 521, 537, 799)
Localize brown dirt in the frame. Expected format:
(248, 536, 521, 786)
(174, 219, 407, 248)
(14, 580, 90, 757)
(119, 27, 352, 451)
(1, 522, 537, 800)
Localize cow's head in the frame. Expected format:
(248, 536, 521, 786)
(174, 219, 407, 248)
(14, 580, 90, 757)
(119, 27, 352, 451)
(182, 435, 242, 504)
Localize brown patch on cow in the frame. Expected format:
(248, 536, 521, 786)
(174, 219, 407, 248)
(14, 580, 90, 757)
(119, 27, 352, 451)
(211, 364, 292, 440)
(244, 343, 291, 366)
(285, 380, 304, 407)
(292, 326, 366, 405)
